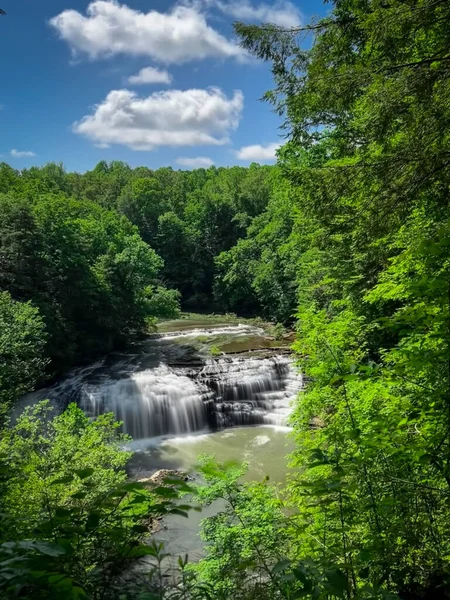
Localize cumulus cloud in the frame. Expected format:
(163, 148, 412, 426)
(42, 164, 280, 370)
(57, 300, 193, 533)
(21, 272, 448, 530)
(176, 156, 214, 168)
(73, 87, 244, 151)
(49, 1, 245, 64)
(11, 149, 36, 158)
(200, 0, 301, 27)
(236, 142, 280, 161)
(128, 66, 172, 85)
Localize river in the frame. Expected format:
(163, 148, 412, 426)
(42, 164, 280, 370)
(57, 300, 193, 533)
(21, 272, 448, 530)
(20, 316, 302, 557)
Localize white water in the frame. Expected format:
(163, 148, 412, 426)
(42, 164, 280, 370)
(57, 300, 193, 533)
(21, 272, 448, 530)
(19, 322, 302, 440)
(83, 365, 213, 438)
(81, 355, 301, 439)
(148, 324, 263, 340)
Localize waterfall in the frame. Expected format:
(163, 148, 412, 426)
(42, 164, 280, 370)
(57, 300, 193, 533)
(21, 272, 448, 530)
(83, 366, 214, 438)
(19, 323, 303, 440)
(81, 355, 302, 439)
(198, 356, 301, 429)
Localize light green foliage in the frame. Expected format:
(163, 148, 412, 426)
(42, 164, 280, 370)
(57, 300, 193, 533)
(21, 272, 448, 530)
(193, 459, 363, 600)
(0, 292, 47, 418)
(145, 285, 181, 319)
(0, 402, 131, 535)
(0, 403, 198, 599)
(194, 459, 290, 598)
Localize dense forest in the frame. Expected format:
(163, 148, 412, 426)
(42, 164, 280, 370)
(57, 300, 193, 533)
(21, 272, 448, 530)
(0, 160, 289, 384)
(1, 0, 450, 597)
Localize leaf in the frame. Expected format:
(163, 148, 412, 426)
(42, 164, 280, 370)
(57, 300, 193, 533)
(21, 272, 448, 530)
(71, 492, 87, 500)
(169, 508, 189, 518)
(54, 508, 72, 518)
(75, 468, 94, 480)
(18, 541, 66, 557)
(272, 558, 291, 573)
(162, 478, 194, 493)
(292, 591, 310, 599)
(120, 482, 147, 492)
(85, 512, 101, 530)
(125, 545, 158, 558)
(324, 568, 348, 597)
(51, 475, 74, 485)
(131, 524, 149, 533)
(359, 566, 370, 579)
(418, 453, 433, 465)
(153, 486, 179, 499)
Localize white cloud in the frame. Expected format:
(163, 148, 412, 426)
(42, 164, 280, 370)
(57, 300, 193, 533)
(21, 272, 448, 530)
(176, 156, 214, 168)
(10, 149, 36, 158)
(236, 142, 280, 161)
(128, 66, 172, 85)
(202, 0, 301, 27)
(73, 87, 244, 151)
(49, 1, 245, 64)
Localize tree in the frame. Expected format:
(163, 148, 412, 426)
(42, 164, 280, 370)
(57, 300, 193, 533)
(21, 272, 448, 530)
(0, 292, 47, 420)
(235, 0, 450, 595)
(0, 402, 194, 599)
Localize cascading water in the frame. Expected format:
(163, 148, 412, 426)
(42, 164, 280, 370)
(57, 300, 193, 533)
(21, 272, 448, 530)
(19, 323, 302, 440)
(83, 366, 214, 438)
(197, 355, 300, 429)
(81, 354, 301, 439)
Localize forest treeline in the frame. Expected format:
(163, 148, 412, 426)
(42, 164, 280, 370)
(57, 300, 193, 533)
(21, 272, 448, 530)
(2, 0, 450, 597)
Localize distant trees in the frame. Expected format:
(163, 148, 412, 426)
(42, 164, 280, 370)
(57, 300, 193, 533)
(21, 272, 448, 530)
(0, 161, 278, 314)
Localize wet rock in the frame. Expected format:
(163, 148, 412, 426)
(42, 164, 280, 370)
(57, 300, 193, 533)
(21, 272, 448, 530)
(138, 469, 187, 486)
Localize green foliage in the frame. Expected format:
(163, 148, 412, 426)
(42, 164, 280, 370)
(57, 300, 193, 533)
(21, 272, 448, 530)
(214, 170, 302, 322)
(145, 286, 181, 320)
(0, 292, 47, 419)
(0, 403, 199, 599)
(268, 322, 287, 340)
(0, 161, 278, 319)
(0, 402, 131, 536)
(235, 0, 450, 597)
(0, 190, 179, 378)
(193, 459, 291, 599)
(191, 459, 386, 600)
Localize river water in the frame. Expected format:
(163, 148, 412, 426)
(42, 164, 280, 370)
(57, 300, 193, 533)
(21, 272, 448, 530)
(23, 317, 301, 446)
(20, 317, 302, 556)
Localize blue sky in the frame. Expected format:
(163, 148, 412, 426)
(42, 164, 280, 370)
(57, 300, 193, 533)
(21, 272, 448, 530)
(0, 0, 326, 172)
